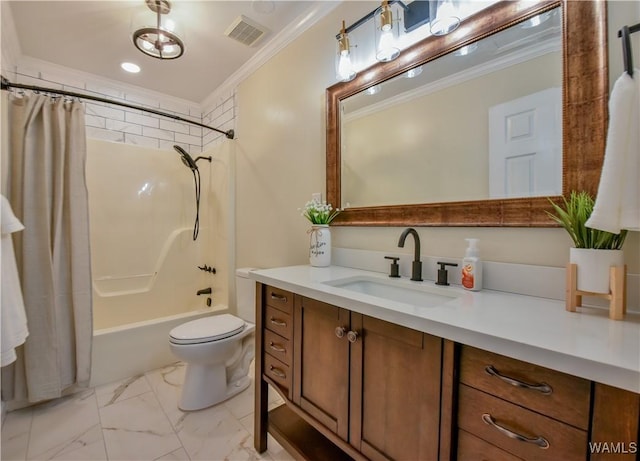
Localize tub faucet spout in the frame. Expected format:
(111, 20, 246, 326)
(197, 287, 212, 296)
(398, 228, 423, 281)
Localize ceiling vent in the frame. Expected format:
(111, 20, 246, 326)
(224, 15, 269, 47)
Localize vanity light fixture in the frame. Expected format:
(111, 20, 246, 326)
(133, 0, 184, 60)
(522, 11, 553, 29)
(405, 65, 423, 78)
(336, 20, 356, 82)
(430, 0, 460, 36)
(375, 0, 400, 62)
(454, 43, 478, 56)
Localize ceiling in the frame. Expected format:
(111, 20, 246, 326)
(7, 0, 320, 103)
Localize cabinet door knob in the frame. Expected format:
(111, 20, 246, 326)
(485, 365, 553, 395)
(335, 326, 346, 338)
(482, 413, 550, 449)
(347, 330, 359, 343)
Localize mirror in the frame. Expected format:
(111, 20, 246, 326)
(326, 0, 607, 226)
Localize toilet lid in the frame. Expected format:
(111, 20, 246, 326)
(169, 314, 245, 345)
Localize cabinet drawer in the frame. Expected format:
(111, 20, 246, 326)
(264, 354, 291, 395)
(458, 385, 587, 461)
(265, 305, 292, 339)
(264, 285, 293, 314)
(457, 430, 522, 461)
(264, 329, 292, 365)
(460, 346, 590, 429)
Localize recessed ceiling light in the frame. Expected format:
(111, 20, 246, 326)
(121, 62, 141, 73)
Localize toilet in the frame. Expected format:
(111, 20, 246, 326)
(169, 268, 256, 411)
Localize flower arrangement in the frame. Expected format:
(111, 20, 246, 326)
(546, 191, 627, 250)
(300, 199, 340, 225)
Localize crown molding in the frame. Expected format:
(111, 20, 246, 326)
(201, 1, 342, 112)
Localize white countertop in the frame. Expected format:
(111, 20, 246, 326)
(250, 265, 640, 393)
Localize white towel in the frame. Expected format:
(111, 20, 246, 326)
(1, 194, 29, 367)
(586, 70, 640, 234)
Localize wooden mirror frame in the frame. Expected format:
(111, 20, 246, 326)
(326, 0, 607, 227)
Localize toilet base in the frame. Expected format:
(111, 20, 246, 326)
(178, 362, 251, 411)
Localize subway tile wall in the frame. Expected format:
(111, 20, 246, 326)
(11, 60, 236, 154)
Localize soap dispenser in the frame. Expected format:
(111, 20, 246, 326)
(462, 238, 482, 291)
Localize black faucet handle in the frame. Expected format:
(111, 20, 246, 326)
(436, 261, 458, 286)
(384, 256, 400, 278)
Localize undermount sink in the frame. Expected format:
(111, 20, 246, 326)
(323, 275, 460, 307)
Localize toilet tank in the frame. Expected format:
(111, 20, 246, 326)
(235, 268, 256, 323)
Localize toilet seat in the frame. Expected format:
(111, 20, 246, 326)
(169, 314, 245, 345)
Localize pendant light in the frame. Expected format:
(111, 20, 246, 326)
(336, 20, 356, 82)
(133, 0, 184, 60)
(374, 0, 400, 62)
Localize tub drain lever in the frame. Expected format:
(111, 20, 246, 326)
(197, 287, 212, 296)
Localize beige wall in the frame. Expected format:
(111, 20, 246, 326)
(236, 1, 640, 273)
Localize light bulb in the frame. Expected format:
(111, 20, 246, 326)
(377, 29, 399, 62)
(338, 53, 355, 82)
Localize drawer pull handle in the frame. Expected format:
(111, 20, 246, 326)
(482, 413, 550, 449)
(269, 341, 286, 353)
(485, 365, 553, 395)
(269, 317, 287, 327)
(269, 365, 286, 379)
(270, 293, 288, 302)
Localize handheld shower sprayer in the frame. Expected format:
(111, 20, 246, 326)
(173, 145, 212, 241)
(174, 145, 198, 170)
(173, 145, 212, 170)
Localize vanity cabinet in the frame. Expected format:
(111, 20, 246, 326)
(256, 284, 444, 461)
(456, 346, 639, 461)
(294, 296, 443, 461)
(255, 283, 640, 461)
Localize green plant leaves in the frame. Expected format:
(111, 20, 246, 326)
(546, 191, 627, 249)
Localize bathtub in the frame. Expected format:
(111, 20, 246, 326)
(90, 305, 228, 387)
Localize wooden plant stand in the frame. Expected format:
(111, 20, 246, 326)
(566, 264, 627, 320)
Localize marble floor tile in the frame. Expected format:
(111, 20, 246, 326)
(95, 374, 151, 408)
(1, 359, 300, 461)
(27, 390, 102, 460)
(1, 407, 33, 461)
(173, 403, 253, 461)
(99, 391, 182, 460)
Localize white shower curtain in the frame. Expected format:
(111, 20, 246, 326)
(2, 92, 93, 403)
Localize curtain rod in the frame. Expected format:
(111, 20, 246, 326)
(0, 76, 235, 140)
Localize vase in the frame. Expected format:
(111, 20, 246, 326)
(569, 248, 624, 294)
(309, 225, 331, 267)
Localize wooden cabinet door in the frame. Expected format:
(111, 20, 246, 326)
(293, 296, 350, 441)
(349, 314, 443, 461)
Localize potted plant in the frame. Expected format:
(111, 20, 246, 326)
(547, 191, 627, 293)
(300, 199, 340, 267)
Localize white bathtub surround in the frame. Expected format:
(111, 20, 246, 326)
(1, 362, 290, 461)
(90, 307, 220, 388)
(4, 93, 93, 404)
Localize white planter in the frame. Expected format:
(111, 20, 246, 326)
(309, 225, 331, 267)
(569, 248, 624, 294)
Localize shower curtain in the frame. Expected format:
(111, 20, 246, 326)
(1, 92, 92, 403)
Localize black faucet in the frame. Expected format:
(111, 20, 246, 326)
(197, 287, 212, 296)
(398, 228, 422, 281)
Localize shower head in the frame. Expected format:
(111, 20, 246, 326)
(173, 145, 198, 171)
